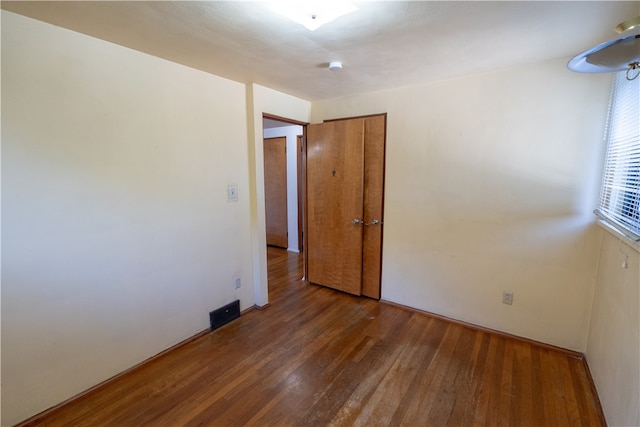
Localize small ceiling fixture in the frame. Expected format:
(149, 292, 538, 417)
(568, 16, 640, 80)
(329, 61, 343, 71)
(269, 2, 358, 31)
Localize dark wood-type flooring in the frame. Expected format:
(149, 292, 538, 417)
(21, 247, 605, 426)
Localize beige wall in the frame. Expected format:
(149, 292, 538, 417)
(312, 61, 611, 351)
(586, 229, 639, 426)
(1, 11, 254, 425)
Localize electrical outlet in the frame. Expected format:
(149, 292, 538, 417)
(502, 291, 513, 305)
(233, 276, 241, 289)
(227, 184, 238, 202)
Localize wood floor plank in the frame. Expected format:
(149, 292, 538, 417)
(497, 340, 515, 427)
(439, 327, 479, 426)
(471, 333, 499, 426)
(400, 324, 462, 424)
(510, 340, 534, 425)
(569, 357, 605, 423)
(387, 316, 447, 426)
(18, 247, 605, 427)
(445, 330, 482, 426)
(348, 316, 435, 426)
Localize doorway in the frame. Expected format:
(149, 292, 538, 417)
(262, 115, 305, 253)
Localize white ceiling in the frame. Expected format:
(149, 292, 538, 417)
(2, 1, 639, 101)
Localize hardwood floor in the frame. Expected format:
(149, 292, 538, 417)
(22, 247, 605, 426)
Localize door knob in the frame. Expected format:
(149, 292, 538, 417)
(352, 218, 363, 225)
(365, 219, 381, 225)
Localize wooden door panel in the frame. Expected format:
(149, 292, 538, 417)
(362, 115, 386, 299)
(264, 137, 288, 248)
(307, 120, 364, 295)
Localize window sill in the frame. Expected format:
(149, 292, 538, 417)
(596, 219, 640, 253)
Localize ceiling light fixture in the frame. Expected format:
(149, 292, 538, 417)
(568, 16, 640, 80)
(269, 2, 358, 31)
(329, 61, 343, 71)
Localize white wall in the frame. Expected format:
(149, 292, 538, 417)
(1, 11, 254, 426)
(263, 125, 303, 252)
(312, 59, 611, 351)
(586, 229, 639, 427)
(247, 85, 311, 307)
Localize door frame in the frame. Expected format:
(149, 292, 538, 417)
(262, 113, 307, 254)
(296, 134, 304, 252)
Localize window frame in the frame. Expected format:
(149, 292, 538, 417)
(594, 71, 640, 246)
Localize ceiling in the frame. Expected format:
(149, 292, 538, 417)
(2, 1, 639, 101)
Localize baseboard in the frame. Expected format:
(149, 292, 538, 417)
(380, 299, 583, 358)
(17, 327, 211, 426)
(581, 355, 609, 426)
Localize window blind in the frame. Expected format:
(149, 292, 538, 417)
(596, 72, 640, 240)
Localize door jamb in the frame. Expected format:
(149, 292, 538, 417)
(296, 134, 304, 253)
(262, 113, 308, 256)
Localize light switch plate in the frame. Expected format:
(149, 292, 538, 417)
(227, 184, 238, 202)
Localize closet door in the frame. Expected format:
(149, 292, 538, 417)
(263, 137, 288, 248)
(306, 119, 365, 295)
(361, 115, 385, 299)
(305, 114, 386, 299)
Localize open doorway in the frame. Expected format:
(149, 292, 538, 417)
(262, 114, 305, 253)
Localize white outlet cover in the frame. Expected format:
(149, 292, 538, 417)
(502, 291, 513, 305)
(227, 184, 238, 202)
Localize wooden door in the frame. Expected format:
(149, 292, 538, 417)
(264, 137, 288, 248)
(361, 116, 385, 299)
(306, 120, 365, 295)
